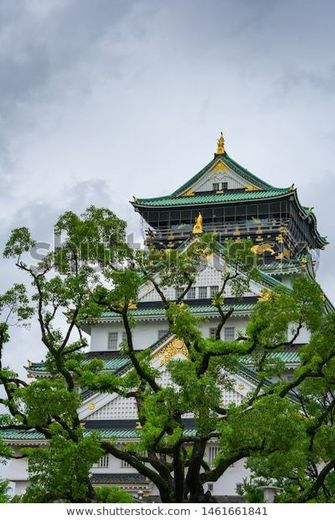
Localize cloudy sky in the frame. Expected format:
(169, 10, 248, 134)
(0, 0, 335, 374)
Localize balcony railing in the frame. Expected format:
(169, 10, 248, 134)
(145, 218, 291, 242)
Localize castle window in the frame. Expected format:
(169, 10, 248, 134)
(121, 459, 131, 468)
(213, 183, 220, 191)
(208, 446, 220, 466)
(158, 330, 168, 340)
(224, 327, 235, 341)
(108, 332, 118, 350)
(198, 286, 208, 299)
(97, 455, 109, 468)
(210, 285, 219, 297)
(175, 287, 184, 299)
(120, 331, 127, 346)
(221, 182, 228, 191)
(187, 287, 196, 299)
(209, 328, 217, 339)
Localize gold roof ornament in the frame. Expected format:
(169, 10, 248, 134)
(216, 132, 225, 155)
(180, 188, 195, 197)
(245, 183, 259, 192)
(258, 289, 274, 303)
(153, 338, 189, 367)
(211, 160, 228, 173)
(250, 242, 276, 255)
(192, 212, 203, 234)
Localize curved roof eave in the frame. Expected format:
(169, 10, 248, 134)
(290, 190, 328, 248)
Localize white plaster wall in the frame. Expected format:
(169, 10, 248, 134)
(212, 459, 249, 496)
(5, 453, 28, 481)
(90, 320, 169, 351)
(92, 453, 137, 474)
(288, 324, 310, 343)
(5, 453, 29, 497)
(13, 481, 29, 496)
(198, 317, 248, 339)
(89, 317, 249, 352)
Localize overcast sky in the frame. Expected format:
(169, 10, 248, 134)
(1, 0, 335, 374)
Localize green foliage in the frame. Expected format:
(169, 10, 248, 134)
(166, 303, 202, 344)
(3, 227, 36, 258)
(54, 206, 127, 272)
(95, 486, 134, 503)
(0, 479, 10, 503)
(22, 436, 103, 503)
(17, 379, 80, 428)
(0, 284, 33, 353)
(237, 478, 265, 503)
(2, 207, 335, 504)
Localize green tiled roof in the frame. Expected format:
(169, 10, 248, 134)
(243, 351, 300, 364)
(0, 429, 46, 440)
(91, 473, 147, 484)
(102, 303, 255, 319)
(0, 428, 197, 442)
(259, 259, 303, 275)
(98, 358, 129, 371)
(28, 358, 130, 375)
(257, 271, 289, 290)
(134, 189, 290, 208)
(238, 365, 300, 404)
(27, 363, 45, 373)
(26, 349, 300, 381)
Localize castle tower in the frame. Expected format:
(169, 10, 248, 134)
(132, 134, 327, 267)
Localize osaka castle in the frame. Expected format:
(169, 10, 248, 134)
(3, 134, 331, 500)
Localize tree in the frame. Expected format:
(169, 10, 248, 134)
(1, 206, 335, 503)
(0, 480, 10, 503)
(0, 207, 127, 502)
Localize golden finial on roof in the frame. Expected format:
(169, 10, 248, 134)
(216, 132, 225, 155)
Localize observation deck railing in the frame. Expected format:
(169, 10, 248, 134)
(145, 218, 291, 243)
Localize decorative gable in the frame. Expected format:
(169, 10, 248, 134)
(86, 396, 138, 421)
(80, 332, 259, 423)
(152, 337, 188, 367)
(178, 158, 262, 195)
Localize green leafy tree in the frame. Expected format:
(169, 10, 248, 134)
(1, 206, 335, 503)
(0, 207, 127, 502)
(95, 486, 134, 503)
(0, 479, 10, 503)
